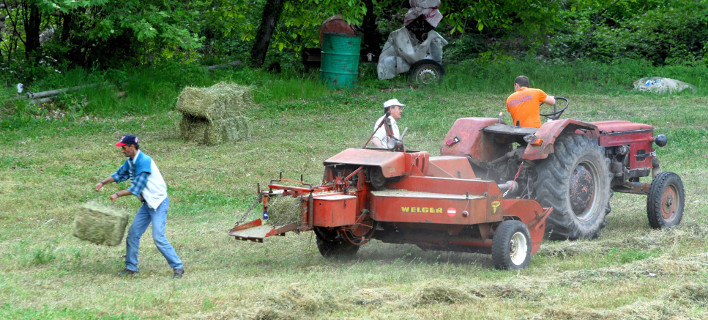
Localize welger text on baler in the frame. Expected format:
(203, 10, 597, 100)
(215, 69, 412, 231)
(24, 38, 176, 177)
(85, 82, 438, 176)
(401, 206, 444, 213)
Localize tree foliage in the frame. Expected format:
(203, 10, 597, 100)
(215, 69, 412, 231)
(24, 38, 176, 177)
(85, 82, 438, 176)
(550, 0, 707, 65)
(0, 0, 705, 85)
(2, 0, 202, 78)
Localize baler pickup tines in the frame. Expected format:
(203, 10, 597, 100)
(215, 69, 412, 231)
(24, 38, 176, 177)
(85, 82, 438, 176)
(229, 219, 300, 242)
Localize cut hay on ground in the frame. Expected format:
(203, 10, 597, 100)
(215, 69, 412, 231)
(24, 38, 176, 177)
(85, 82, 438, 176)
(72, 201, 130, 246)
(414, 284, 471, 305)
(176, 82, 253, 145)
(254, 287, 338, 319)
(266, 196, 302, 226)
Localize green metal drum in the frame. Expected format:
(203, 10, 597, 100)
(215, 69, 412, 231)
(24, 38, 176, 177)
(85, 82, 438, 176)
(321, 33, 361, 89)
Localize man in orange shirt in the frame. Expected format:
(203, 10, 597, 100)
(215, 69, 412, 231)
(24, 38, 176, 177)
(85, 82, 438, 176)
(506, 75, 556, 128)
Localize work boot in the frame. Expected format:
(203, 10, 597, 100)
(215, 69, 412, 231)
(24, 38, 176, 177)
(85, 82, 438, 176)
(172, 268, 184, 279)
(118, 268, 138, 276)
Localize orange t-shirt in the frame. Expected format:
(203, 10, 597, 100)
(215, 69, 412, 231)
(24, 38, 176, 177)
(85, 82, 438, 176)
(506, 88, 548, 128)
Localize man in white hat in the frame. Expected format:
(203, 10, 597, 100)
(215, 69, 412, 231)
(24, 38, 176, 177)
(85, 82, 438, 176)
(372, 99, 405, 149)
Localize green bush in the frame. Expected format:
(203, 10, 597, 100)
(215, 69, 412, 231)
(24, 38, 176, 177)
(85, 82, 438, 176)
(551, 0, 707, 65)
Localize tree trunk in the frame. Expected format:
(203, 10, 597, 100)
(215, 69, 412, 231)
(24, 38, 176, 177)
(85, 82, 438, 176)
(60, 11, 73, 42)
(24, 2, 41, 60)
(0, 7, 4, 63)
(250, 0, 284, 68)
(360, 0, 384, 58)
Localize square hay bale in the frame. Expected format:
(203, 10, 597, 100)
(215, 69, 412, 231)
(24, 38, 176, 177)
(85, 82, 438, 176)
(176, 82, 254, 145)
(266, 196, 302, 226)
(73, 202, 130, 246)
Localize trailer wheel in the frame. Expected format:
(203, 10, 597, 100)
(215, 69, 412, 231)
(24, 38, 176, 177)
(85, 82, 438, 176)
(314, 227, 359, 257)
(492, 220, 532, 270)
(647, 171, 684, 229)
(535, 134, 611, 240)
(409, 59, 443, 85)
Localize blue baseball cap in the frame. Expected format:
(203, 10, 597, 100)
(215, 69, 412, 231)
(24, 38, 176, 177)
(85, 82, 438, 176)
(115, 134, 138, 147)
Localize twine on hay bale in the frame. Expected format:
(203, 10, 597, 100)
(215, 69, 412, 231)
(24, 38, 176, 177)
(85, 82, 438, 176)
(266, 196, 302, 226)
(73, 201, 130, 246)
(176, 82, 253, 145)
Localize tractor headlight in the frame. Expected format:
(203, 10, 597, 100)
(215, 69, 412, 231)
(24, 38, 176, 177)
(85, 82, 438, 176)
(654, 134, 667, 147)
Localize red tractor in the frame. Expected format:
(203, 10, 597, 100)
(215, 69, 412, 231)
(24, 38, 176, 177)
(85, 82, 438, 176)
(441, 98, 684, 240)
(229, 98, 684, 269)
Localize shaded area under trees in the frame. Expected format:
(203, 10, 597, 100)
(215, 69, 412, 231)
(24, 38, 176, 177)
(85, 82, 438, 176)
(0, 0, 705, 86)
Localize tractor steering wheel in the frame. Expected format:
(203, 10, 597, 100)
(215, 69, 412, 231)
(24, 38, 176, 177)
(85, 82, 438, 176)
(386, 127, 408, 151)
(539, 97, 569, 120)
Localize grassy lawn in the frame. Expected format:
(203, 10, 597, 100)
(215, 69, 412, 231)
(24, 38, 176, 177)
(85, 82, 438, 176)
(1, 68, 707, 319)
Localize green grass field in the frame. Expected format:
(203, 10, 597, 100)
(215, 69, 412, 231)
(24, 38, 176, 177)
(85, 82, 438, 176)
(1, 63, 707, 319)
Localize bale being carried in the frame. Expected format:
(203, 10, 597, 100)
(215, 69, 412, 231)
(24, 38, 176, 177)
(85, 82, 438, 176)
(176, 82, 254, 145)
(73, 201, 130, 246)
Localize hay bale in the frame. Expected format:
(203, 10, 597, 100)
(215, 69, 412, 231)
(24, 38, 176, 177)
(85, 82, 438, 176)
(266, 196, 302, 226)
(72, 201, 130, 246)
(176, 82, 254, 145)
(176, 82, 254, 120)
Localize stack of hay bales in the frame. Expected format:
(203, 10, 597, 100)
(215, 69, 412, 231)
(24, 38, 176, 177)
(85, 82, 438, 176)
(73, 201, 130, 246)
(176, 82, 253, 145)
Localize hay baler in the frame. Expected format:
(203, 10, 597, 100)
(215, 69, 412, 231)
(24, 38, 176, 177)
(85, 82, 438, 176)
(230, 129, 552, 270)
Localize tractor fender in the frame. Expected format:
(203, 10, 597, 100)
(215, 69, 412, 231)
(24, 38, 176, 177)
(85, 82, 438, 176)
(523, 119, 600, 160)
(440, 117, 502, 160)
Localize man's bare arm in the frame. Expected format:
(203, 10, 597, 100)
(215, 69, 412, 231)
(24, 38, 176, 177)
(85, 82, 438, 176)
(544, 95, 556, 106)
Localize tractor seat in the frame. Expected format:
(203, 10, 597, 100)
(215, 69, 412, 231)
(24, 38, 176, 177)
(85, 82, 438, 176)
(482, 123, 537, 137)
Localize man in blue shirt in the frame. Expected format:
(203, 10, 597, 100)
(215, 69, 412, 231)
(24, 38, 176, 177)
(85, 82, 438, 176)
(95, 134, 184, 278)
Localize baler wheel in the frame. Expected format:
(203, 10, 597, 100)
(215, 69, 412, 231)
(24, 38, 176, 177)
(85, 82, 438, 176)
(534, 134, 611, 240)
(492, 220, 532, 270)
(314, 227, 359, 257)
(647, 171, 684, 229)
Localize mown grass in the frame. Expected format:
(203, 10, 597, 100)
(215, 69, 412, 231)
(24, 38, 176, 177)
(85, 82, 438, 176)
(1, 59, 707, 319)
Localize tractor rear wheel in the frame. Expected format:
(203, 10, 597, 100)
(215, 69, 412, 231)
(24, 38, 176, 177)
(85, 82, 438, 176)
(314, 227, 359, 257)
(492, 220, 532, 270)
(535, 134, 611, 240)
(647, 171, 684, 229)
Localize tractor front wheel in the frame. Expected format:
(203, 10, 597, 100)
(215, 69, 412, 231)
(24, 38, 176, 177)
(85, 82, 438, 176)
(492, 220, 532, 270)
(535, 134, 611, 240)
(314, 227, 359, 257)
(647, 171, 685, 229)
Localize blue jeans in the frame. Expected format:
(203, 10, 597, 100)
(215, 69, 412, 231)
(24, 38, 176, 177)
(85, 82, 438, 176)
(125, 197, 183, 271)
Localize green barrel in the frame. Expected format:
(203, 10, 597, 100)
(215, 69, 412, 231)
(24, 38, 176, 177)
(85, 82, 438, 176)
(321, 33, 361, 89)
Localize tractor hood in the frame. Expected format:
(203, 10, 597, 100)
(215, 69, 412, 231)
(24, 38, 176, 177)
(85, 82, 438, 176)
(324, 148, 429, 178)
